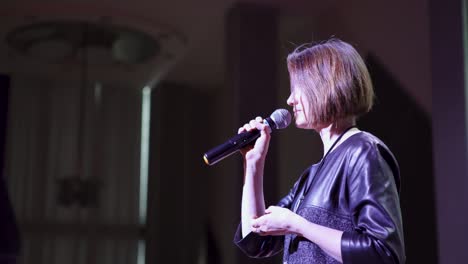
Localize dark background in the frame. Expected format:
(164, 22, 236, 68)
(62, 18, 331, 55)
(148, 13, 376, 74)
(0, 0, 467, 263)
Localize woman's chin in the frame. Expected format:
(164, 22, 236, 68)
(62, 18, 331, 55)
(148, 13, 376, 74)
(295, 121, 309, 129)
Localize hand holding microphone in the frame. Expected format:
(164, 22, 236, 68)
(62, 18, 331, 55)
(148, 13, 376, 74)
(203, 109, 291, 165)
(237, 116, 271, 162)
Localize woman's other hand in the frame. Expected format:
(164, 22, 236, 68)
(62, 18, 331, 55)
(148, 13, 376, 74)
(251, 206, 300, 236)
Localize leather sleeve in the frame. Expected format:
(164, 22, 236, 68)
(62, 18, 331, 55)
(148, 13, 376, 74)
(341, 144, 405, 264)
(233, 223, 284, 258)
(233, 169, 309, 258)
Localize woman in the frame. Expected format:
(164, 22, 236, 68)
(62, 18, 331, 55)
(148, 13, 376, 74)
(234, 39, 405, 263)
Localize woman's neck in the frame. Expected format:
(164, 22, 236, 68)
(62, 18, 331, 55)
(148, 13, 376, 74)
(318, 118, 358, 157)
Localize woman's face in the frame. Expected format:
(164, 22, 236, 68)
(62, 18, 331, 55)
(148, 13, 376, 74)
(287, 86, 311, 129)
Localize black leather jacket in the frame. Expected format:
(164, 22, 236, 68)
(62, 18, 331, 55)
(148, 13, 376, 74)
(234, 132, 405, 264)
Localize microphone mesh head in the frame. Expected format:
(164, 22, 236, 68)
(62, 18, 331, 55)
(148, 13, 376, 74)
(270, 109, 292, 129)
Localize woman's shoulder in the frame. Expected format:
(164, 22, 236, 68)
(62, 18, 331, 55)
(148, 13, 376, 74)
(342, 131, 393, 157)
(341, 131, 401, 189)
(328, 130, 395, 166)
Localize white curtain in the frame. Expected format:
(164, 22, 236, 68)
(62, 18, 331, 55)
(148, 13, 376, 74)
(5, 74, 144, 264)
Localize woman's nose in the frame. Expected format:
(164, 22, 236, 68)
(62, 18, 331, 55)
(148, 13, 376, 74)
(287, 94, 294, 106)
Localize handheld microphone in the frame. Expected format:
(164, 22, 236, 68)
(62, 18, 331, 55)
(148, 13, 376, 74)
(203, 109, 291, 166)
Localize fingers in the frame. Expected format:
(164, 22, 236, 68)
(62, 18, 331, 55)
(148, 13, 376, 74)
(251, 219, 282, 236)
(251, 214, 266, 228)
(252, 228, 283, 236)
(265, 205, 278, 214)
(253, 228, 268, 236)
(251, 222, 268, 235)
(238, 116, 265, 134)
(251, 215, 276, 236)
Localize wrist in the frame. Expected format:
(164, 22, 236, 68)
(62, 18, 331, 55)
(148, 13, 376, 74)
(244, 153, 266, 167)
(245, 150, 266, 162)
(289, 213, 306, 236)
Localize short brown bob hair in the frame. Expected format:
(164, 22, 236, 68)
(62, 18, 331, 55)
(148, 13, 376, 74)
(287, 39, 374, 127)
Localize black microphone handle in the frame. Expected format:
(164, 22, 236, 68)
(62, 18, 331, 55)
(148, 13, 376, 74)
(203, 129, 260, 166)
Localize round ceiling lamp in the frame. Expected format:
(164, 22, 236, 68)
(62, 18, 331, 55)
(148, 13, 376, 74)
(5, 21, 163, 65)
